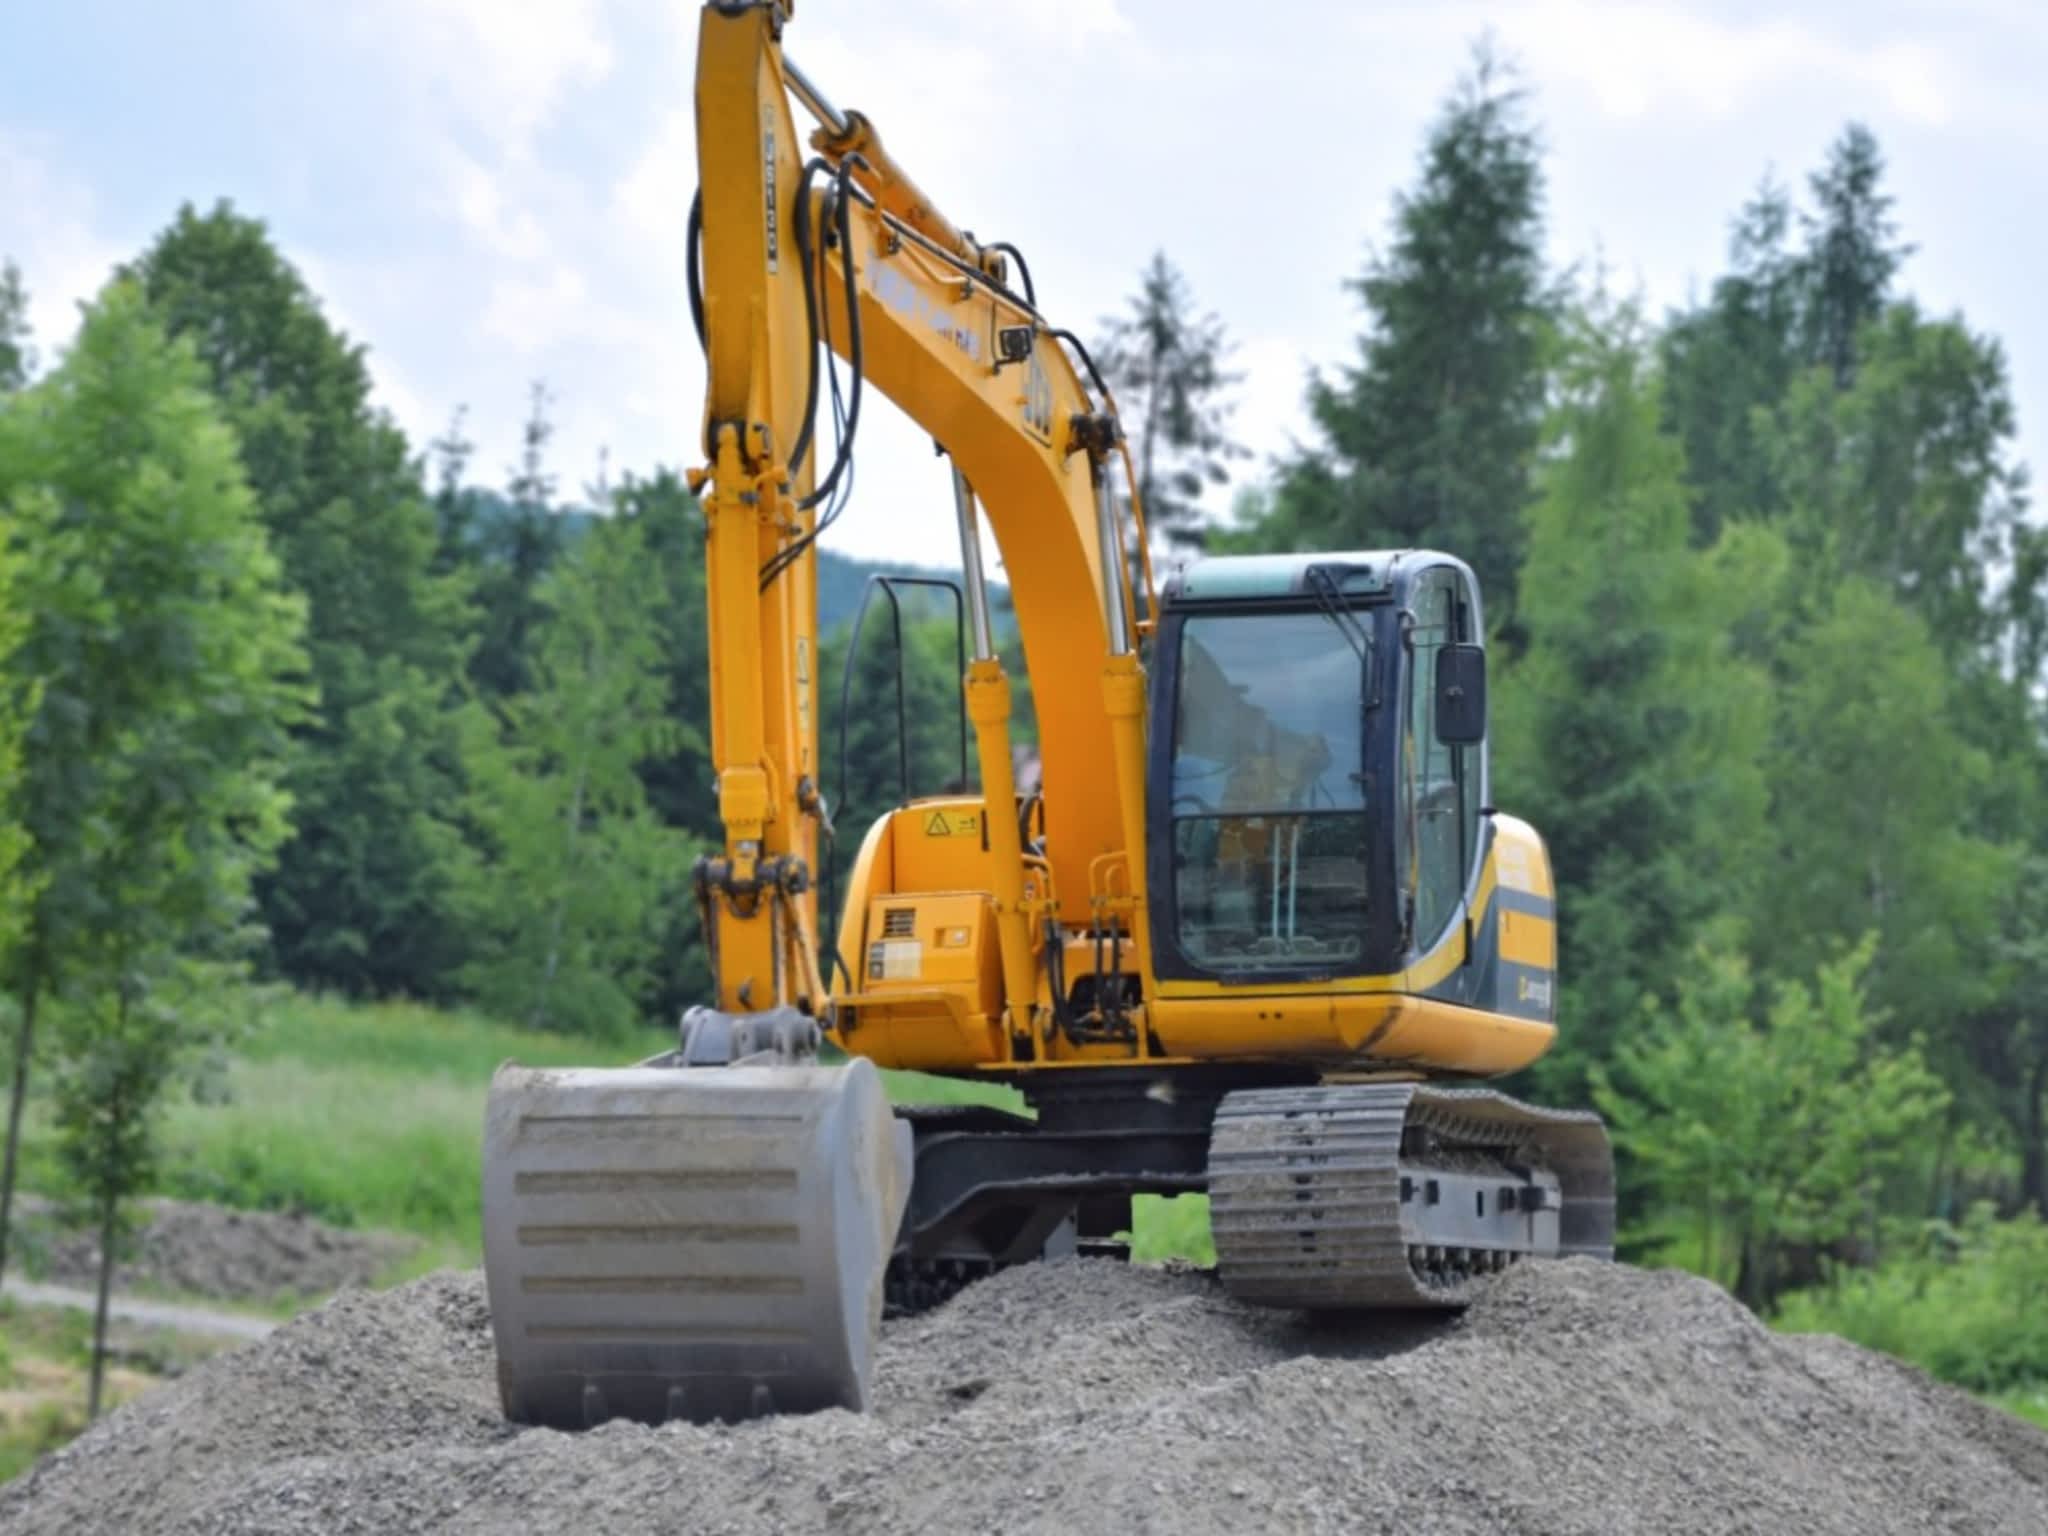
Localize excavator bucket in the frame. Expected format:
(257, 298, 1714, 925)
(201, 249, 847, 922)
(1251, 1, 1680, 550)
(482, 1057, 911, 1428)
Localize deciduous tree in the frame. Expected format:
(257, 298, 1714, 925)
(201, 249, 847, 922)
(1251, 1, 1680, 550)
(0, 282, 306, 1290)
(1494, 301, 1769, 1099)
(1594, 942, 1948, 1307)
(127, 202, 468, 998)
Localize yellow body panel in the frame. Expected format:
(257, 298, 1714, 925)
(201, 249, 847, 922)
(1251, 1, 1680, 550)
(832, 799, 1560, 1079)
(846, 889, 1004, 1070)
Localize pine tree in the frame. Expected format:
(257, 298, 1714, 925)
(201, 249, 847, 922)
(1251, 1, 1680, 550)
(460, 507, 690, 1037)
(126, 202, 470, 997)
(614, 470, 718, 1024)
(1796, 124, 1910, 388)
(1661, 126, 1913, 545)
(1658, 181, 1804, 542)
(470, 381, 567, 700)
(0, 260, 34, 393)
(1097, 252, 1244, 549)
(1259, 47, 1553, 631)
(428, 406, 481, 578)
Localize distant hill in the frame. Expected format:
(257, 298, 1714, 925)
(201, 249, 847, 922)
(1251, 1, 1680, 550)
(459, 488, 1004, 638)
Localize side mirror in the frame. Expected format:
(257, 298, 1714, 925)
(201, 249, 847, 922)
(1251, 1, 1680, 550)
(1434, 643, 1487, 745)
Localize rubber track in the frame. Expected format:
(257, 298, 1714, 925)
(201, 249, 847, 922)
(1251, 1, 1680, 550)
(1208, 1083, 1614, 1310)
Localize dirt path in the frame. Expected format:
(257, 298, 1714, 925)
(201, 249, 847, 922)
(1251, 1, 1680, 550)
(17, 1196, 415, 1303)
(2, 1278, 276, 1344)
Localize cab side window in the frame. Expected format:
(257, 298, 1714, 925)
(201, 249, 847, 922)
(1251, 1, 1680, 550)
(1404, 569, 1481, 952)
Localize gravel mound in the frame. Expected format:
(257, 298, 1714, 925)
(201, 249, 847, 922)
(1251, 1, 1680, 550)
(5, 1259, 2044, 1535)
(21, 1197, 417, 1302)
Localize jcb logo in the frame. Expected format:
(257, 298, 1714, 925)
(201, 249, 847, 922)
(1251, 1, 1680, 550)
(1021, 346, 1053, 441)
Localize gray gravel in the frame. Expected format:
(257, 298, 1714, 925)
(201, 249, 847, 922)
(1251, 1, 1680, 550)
(4, 1257, 2044, 1534)
(19, 1196, 417, 1302)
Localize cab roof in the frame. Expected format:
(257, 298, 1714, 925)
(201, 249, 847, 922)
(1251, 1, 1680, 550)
(1163, 549, 1460, 605)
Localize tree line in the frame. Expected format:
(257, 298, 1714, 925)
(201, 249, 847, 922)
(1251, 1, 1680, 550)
(1018, 50, 2048, 1316)
(1215, 59, 2048, 1310)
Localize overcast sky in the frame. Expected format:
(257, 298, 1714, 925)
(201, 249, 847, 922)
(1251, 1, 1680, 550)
(4, 1, 2042, 570)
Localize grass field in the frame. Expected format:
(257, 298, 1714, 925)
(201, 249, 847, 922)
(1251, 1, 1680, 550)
(1993, 1387, 2048, 1431)
(0, 1298, 216, 1482)
(10, 995, 602, 1261)
(10, 992, 1213, 1267)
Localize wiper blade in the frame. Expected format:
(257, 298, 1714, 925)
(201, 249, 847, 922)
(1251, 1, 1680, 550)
(1304, 562, 1380, 715)
(1304, 563, 1371, 660)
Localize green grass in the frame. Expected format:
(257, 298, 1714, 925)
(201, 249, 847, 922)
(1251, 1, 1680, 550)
(872, 1065, 1023, 1110)
(1991, 1386, 2048, 1431)
(0, 1400, 86, 1486)
(1129, 1194, 1215, 1264)
(166, 996, 608, 1248)
(14, 991, 1211, 1267)
(0, 1297, 227, 1484)
(16, 994, 603, 1255)
(1773, 1211, 2048, 1396)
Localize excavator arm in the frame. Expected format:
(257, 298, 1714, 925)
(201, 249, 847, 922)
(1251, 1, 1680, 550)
(691, 0, 1145, 1003)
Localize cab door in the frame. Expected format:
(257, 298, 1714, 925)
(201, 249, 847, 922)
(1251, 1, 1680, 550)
(1400, 566, 1484, 959)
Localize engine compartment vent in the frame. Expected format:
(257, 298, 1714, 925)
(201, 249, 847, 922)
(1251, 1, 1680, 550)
(882, 907, 916, 939)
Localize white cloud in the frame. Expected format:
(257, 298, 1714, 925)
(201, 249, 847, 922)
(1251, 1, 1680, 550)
(291, 250, 441, 442)
(1233, 331, 1336, 482)
(1354, 3, 1958, 126)
(612, 106, 695, 250)
(441, 144, 550, 264)
(13, 0, 2022, 567)
(361, 0, 617, 145)
(931, 0, 1133, 50)
(479, 264, 635, 354)
(0, 133, 127, 359)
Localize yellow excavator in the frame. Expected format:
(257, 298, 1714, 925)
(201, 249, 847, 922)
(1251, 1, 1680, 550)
(481, 0, 1613, 1429)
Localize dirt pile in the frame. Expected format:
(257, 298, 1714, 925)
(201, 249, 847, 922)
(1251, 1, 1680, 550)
(4, 1258, 2044, 1534)
(20, 1197, 417, 1302)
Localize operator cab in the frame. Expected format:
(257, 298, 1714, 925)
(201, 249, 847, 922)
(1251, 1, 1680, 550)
(1146, 550, 1487, 985)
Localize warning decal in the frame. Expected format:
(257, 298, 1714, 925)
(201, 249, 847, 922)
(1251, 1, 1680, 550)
(922, 809, 980, 838)
(867, 939, 923, 981)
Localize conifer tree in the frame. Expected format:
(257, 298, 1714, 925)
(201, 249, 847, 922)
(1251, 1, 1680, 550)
(1260, 47, 1553, 630)
(460, 508, 688, 1036)
(1097, 252, 1244, 549)
(0, 260, 34, 393)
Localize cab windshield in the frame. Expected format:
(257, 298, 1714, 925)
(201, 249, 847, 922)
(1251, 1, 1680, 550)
(1169, 609, 1370, 972)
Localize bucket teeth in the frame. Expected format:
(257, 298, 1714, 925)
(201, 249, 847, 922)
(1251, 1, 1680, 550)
(482, 1058, 910, 1428)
